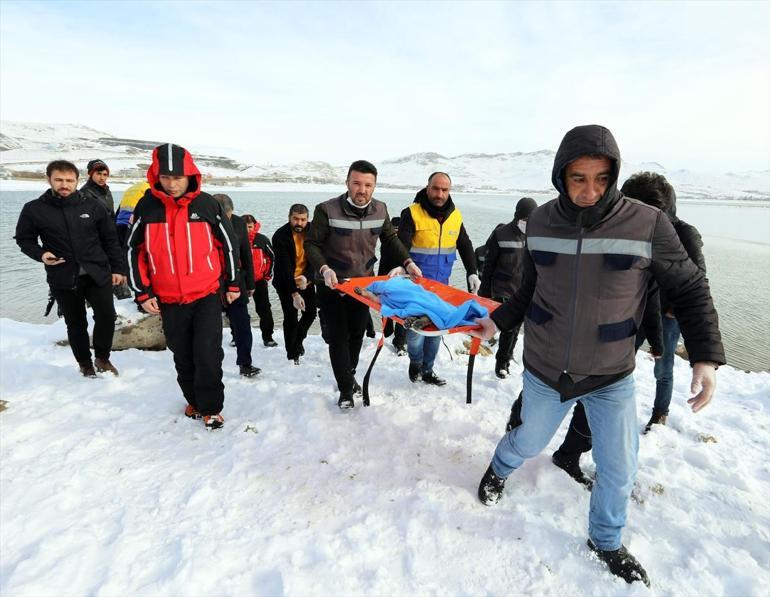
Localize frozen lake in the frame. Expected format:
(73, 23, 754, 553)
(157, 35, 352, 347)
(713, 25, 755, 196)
(1, 188, 768, 372)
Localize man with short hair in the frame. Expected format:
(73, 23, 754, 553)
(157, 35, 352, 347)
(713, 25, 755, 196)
(272, 204, 316, 364)
(15, 160, 126, 377)
(127, 144, 240, 430)
(479, 197, 537, 378)
(472, 125, 724, 586)
(305, 160, 420, 409)
(80, 159, 115, 216)
(397, 172, 479, 386)
(213, 194, 260, 378)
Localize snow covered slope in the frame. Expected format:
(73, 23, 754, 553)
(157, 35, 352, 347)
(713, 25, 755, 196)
(1, 310, 768, 596)
(1, 121, 768, 199)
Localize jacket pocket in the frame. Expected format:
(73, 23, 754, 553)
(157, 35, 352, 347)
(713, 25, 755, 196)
(598, 318, 637, 342)
(603, 254, 639, 271)
(526, 302, 553, 325)
(532, 250, 557, 266)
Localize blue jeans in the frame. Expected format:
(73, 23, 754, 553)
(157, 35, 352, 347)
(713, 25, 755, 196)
(407, 331, 441, 373)
(492, 369, 638, 551)
(653, 316, 680, 415)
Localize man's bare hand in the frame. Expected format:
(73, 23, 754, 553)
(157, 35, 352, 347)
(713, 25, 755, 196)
(469, 316, 497, 340)
(42, 251, 65, 266)
(112, 274, 127, 286)
(226, 291, 241, 304)
(688, 362, 717, 412)
(141, 297, 160, 314)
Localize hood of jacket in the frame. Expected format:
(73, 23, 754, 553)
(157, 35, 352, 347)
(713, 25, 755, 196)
(146, 143, 202, 207)
(412, 187, 456, 221)
(551, 125, 621, 228)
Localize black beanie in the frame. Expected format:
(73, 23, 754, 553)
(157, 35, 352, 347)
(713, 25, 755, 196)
(515, 197, 537, 220)
(87, 159, 109, 175)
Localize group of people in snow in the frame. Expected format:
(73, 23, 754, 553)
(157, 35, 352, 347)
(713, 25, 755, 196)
(14, 124, 725, 587)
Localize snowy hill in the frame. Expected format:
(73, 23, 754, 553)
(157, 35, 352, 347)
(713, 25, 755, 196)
(1, 310, 768, 595)
(1, 121, 768, 200)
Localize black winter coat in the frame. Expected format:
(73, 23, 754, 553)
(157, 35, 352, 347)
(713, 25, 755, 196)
(231, 214, 255, 293)
(80, 179, 115, 216)
(15, 189, 125, 289)
(272, 222, 311, 295)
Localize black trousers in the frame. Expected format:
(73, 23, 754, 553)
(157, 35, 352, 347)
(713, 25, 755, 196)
(383, 319, 407, 347)
(160, 293, 225, 416)
(277, 286, 316, 360)
(555, 401, 592, 456)
(252, 280, 275, 343)
(317, 284, 369, 394)
(225, 292, 253, 367)
(496, 321, 522, 366)
(52, 275, 115, 364)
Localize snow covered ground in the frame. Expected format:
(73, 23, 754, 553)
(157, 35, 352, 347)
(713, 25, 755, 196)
(1, 307, 769, 596)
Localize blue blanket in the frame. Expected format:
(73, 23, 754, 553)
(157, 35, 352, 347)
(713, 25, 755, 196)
(366, 277, 487, 329)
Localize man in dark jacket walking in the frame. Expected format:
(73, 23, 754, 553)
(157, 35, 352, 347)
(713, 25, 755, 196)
(472, 125, 724, 586)
(127, 144, 240, 430)
(272, 204, 316, 364)
(214, 195, 260, 378)
(80, 159, 115, 216)
(15, 160, 126, 377)
(479, 197, 537, 378)
(305, 160, 419, 409)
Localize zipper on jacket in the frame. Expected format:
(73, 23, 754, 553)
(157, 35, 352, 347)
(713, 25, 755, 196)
(563, 212, 584, 375)
(58, 202, 78, 289)
(436, 219, 444, 279)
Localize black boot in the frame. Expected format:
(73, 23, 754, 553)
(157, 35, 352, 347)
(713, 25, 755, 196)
(421, 370, 447, 386)
(644, 411, 667, 434)
(239, 365, 261, 378)
(408, 362, 421, 382)
(478, 464, 506, 505)
(587, 540, 650, 587)
(338, 390, 355, 410)
(552, 450, 593, 490)
(495, 360, 510, 379)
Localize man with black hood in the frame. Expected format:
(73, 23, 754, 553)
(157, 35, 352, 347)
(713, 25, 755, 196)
(472, 125, 724, 586)
(479, 197, 537, 378)
(80, 159, 115, 216)
(127, 144, 240, 430)
(397, 172, 479, 386)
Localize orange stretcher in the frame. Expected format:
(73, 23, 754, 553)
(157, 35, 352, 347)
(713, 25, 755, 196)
(334, 276, 501, 405)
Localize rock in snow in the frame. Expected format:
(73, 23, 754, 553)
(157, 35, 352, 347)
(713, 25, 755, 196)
(1, 316, 768, 595)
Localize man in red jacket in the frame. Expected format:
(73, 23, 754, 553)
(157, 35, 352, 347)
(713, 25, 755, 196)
(127, 144, 240, 430)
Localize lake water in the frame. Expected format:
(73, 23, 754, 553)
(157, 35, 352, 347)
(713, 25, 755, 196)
(1, 189, 768, 372)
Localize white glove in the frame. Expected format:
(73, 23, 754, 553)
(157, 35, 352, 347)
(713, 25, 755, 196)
(387, 266, 405, 278)
(405, 262, 422, 277)
(688, 362, 718, 413)
(322, 267, 338, 289)
(295, 275, 308, 290)
(292, 293, 305, 311)
(468, 273, 481, 295)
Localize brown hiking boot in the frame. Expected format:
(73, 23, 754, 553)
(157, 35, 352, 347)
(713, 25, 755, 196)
(79, 360, 97, 378)
(184, 404, 202, 420)
(94, 358, 119, 376)
(644, 412, 667, 434)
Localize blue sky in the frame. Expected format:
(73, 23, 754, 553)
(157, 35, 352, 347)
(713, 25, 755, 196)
(1, 0, 768, 171)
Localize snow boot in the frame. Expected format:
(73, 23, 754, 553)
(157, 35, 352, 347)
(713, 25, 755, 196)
(552, 449, 593, 490)
(94, 357, 119, 376)
(203, 414, 224, 430)
(239, 365, 261, 378)
(587, 540, 650, 587)
(79, 360, 97, 378)
(338, 390, 355, 410)
(422, 370, 447, 386)
(644, 411, 667, 434)
(393, 340, 407, 356)
(408, 362, 421, 382)
(478, 464, 506, 505)
(263, 338, 278, 348)
(495, 360, 510, 379)
(184, 404, 202, 420)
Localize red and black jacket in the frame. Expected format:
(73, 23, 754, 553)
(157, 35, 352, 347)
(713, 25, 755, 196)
(247, 221, 275, 282)
(126, 144, 240, 305)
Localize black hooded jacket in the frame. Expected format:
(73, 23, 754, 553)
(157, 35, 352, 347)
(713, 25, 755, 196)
(15, 189, 126, 289)
(80, 178, 115, 216)
(491, 125, 724, 398)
